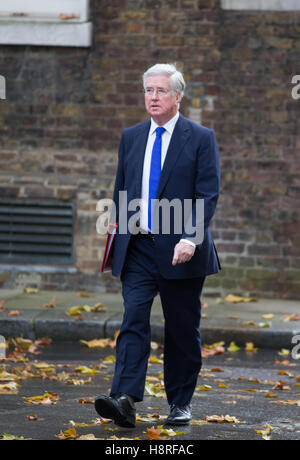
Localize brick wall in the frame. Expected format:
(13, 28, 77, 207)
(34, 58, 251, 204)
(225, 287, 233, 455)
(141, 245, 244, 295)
(211, 8, 300, 299)
(0, 0, 299, 298)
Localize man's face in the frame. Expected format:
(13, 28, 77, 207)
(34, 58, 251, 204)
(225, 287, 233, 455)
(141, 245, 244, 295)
(144, 74, 182, 125)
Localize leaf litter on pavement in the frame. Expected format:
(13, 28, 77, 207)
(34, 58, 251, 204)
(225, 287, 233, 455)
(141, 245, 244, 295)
(1, 334, 300, 440)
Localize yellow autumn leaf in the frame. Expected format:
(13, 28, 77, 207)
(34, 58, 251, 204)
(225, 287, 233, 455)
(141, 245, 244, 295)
(75, 366, 100, 375)
(145, 383, 165, 398)
(196, 384, 212, 391)
(146, 426, 169, 440)
(219, 384, 229, 389)
(245, 342, 258, 352)
(228, 341, 240, 352)
(256, 423, 274, 440)
(225, 294, 257, 303)
(56, 428, 78, 440)
(76, 291, 92, 297)
(1, 433, 30, 440)
(80, 339, 111, 348)
(278, 349, 290, 357)
(148, 355, 163, 364)
(205, 414, 242, 424)
(24, 392, 59, 405)
(0, 381, 19, 393)
(102, 355, 116, 364)
(66, 303, 107, 316)
(24, 287, 39, 294)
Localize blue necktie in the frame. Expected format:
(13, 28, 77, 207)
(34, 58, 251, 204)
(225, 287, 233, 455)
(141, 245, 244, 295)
(148, 126, 165, 232)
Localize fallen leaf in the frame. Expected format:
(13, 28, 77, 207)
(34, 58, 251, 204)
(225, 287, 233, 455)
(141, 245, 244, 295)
(59, 13, 77, 20)
(80, 338, 111, 348)
(258, 322, 271, 328)
(149, 355, 163, 364)
(145, 382, 165, 398)
(202, 341, 225, 358)
(76, 292, 92, 297)
(25, 414, 40, 421)
(225, 294, 257, 303)
(261, 314, 274, 319)
(242, 320, 257, 326)
(43, 296, 56, 308)
(66, 303, 107, 316)
(0, 432, 30, 440)
(228, 342, 240, 352)
(256, 423, 273, 440)
(102, 355, 116, 364)
(8, 310, 20, 317)
(204, 414, 242, 424)
(78, 398, 94, 404)
(282, 314, 300, 322)
(0, 381, 19, 394)
(271, 400, 300, 406)
(196, 384, 212, 391)
(245, 342, 258, 353)
(146, 426, 169, 440)
(24, 392, 59, 405)
(75, 366, 100, 375)
(24, 287, 39, 294)
(272, 381, 291, 390)
(278, 349, 290, 357)
(56, 428, 78, 440)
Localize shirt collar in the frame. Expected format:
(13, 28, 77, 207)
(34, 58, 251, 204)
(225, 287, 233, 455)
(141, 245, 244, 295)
(150, 111, 180, 136)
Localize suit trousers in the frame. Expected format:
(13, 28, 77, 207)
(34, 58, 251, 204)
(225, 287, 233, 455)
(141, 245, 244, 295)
(110, 233, 206, 407)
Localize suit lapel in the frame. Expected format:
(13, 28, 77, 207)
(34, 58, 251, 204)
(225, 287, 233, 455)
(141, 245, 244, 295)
(133, 120, 151, 197)
(156, 114, 190, 198)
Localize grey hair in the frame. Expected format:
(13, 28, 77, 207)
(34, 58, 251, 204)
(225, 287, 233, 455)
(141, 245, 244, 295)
(143, 63, 186, 96)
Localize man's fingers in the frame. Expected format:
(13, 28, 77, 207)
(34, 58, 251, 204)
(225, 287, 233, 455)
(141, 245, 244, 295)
(172, 256, 179, 266)
(172, 242, 195, 266)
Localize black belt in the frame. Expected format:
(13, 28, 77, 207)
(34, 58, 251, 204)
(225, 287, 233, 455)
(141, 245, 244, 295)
(134, 231, 155, 240)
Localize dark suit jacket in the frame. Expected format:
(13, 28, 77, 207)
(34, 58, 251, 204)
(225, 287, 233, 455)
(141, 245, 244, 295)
(111, 113, 221, 279)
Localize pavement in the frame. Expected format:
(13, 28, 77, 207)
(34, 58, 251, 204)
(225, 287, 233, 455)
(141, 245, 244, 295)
(0, 287, 300, 350)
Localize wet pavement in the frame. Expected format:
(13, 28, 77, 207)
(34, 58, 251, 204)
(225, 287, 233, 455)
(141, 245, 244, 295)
(0, 341, 300, 441)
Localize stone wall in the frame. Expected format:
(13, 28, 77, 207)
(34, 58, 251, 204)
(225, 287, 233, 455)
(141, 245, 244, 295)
(0, 0, 299, 298)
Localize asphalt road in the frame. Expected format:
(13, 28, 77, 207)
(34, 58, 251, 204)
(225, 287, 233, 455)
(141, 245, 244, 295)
(0, 341, 300, 441)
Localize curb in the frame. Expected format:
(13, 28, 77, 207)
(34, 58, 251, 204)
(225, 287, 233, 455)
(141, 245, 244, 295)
(1, 315, 299, 350)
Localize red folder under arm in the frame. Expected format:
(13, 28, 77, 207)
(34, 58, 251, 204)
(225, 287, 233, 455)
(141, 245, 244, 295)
(100, 223, 118, 273)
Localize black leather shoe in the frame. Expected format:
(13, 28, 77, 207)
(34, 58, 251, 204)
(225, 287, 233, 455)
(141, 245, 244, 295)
(94, 393, 136, 428)
(164, 404, 192, 426)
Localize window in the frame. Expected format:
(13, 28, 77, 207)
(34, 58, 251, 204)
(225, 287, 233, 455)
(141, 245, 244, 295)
(0, 0, 92, 47)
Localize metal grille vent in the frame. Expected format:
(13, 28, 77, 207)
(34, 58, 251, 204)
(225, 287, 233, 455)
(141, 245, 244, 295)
(0, 200, 74, 265)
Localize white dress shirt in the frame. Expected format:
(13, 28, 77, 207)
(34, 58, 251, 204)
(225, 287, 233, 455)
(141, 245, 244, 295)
(139, 111, 195, 248)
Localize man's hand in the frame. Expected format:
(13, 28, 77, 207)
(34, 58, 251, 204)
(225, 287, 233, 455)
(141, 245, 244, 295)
(172, 241, 195, 266)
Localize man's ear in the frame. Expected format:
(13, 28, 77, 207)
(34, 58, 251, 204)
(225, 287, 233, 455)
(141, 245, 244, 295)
(176, 92, 183, 105)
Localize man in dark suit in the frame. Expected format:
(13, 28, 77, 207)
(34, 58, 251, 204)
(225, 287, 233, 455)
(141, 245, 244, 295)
(95, 63, 221, 427)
